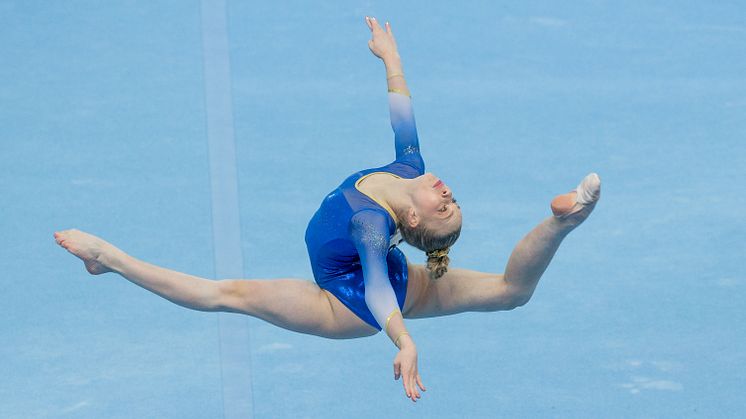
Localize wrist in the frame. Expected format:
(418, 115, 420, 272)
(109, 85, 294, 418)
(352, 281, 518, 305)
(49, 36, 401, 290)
(396, 334, 415, 350)
(383, 54, 402, 70)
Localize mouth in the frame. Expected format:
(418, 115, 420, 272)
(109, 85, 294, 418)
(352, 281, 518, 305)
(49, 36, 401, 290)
(433, 180, 443, 188)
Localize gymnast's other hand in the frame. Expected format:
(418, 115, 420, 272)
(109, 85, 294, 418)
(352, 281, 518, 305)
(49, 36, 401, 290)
(365, 16, 400, 62)
(393, 344, 426, 402)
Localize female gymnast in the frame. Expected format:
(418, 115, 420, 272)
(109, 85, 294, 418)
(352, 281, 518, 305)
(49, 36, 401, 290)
(54, 16, 600, 403)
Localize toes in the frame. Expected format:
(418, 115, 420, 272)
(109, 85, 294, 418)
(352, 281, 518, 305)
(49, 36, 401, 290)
(54, 230, 77, 245)
(56, 237, 70, 249)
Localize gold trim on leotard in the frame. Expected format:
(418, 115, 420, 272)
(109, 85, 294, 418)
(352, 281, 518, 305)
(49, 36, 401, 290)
(354, 172, 401, 224)
(385, 308, 402, 334)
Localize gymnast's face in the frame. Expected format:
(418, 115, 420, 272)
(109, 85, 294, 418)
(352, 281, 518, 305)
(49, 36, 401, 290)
(410, 173, 462, 233)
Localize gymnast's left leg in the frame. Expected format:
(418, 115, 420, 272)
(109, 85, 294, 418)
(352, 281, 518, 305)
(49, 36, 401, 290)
(53, 229, 378, 339)
(402, 173, 601, 319)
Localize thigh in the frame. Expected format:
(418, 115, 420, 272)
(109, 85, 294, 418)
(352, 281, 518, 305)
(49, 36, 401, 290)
(321, 289, 380, 339)
(403, 264, 513, 319)
(220, 278, 378, 339)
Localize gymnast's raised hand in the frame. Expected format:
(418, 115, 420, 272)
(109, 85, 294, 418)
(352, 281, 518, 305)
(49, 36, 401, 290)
(366, 16, 399, 61)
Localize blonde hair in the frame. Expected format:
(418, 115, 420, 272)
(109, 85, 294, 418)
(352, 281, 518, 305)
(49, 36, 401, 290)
(396, 209, 461, 280)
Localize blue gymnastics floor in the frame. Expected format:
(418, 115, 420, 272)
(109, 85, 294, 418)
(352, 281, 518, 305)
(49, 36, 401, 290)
(2, 1, 745, 418)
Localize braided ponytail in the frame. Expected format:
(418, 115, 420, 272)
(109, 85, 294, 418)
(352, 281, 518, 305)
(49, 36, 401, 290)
(425, 248, 450, 280)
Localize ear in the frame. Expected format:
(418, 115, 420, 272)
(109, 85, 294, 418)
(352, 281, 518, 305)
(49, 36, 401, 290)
(406, 207, 419, 228)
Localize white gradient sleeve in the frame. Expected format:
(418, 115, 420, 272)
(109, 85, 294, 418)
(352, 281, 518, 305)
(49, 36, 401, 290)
(388, 92, 420, 160)
(349, 209, 401, 331)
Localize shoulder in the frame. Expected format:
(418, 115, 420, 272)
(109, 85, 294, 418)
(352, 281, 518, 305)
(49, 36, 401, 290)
(401, 152, 425, 175)
(349, 208, 390, 230)
(348, 209, 392, 248)
(384, 159, 425, 178)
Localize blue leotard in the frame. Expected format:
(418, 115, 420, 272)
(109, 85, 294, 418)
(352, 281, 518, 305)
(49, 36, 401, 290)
(305, 92, 424, 331)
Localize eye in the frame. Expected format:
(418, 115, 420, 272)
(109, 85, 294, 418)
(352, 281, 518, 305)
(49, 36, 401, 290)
(440, 205, 447, 212)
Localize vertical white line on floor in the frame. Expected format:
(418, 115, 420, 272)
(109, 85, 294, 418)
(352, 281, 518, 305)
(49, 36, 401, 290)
(200, 1, 254, 418)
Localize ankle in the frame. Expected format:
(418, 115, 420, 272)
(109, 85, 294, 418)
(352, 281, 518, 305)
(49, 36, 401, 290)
(102, 246, 130, 274)
(546, 216, 576, 236)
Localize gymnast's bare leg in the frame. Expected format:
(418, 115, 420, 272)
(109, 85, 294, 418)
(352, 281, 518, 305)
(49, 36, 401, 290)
(401, 173, 601, 319)
(53, 230, 379, 339)
(54, 173, 600, 337)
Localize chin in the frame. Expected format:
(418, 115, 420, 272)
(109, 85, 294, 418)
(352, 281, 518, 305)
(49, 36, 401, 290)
(418, 172, 437, 183)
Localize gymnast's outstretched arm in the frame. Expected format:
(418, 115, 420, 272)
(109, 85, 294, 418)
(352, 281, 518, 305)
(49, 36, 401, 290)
(366, 16, 425, 403)
(350, 208, 424, 402)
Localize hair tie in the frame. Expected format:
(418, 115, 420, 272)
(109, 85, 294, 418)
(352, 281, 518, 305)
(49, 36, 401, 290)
(426, 248, 450, 259)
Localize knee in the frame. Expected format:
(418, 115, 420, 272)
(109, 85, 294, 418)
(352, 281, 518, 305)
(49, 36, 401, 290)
(479, 277, 534, 312)
(214, 279, 255, 313)
(510, 292, 532, 309)
(500, 290, 533, 311)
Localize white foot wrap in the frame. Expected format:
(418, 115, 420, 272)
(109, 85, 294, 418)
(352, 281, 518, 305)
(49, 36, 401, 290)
(575, 173, 601, 206)
(554, 172, 601, 220)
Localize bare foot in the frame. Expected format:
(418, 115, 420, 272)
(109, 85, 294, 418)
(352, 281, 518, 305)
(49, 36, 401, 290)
(54, 229, 115, 275)
(551, 173, 601, 226)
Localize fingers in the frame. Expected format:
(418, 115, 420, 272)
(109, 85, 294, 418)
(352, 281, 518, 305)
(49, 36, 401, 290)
(395, 362, 422, 402)
(400, 370, 421, 402)
(416, 374, 427, 392)
(365, 16, 384, 33)
(405, 372, 421, 402)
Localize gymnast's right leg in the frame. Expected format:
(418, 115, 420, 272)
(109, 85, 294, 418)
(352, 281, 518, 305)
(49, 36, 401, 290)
(53, 229, 378, 339)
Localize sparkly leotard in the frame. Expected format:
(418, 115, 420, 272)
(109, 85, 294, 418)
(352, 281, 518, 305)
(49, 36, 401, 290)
(304, 92, 424, 331)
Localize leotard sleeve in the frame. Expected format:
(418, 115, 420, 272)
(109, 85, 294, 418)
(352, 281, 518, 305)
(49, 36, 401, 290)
(349, 209, 401, 331)
(389, 92, 422, 162)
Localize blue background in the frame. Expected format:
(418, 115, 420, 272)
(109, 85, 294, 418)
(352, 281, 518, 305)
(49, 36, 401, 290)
(1, 1, 744, 417)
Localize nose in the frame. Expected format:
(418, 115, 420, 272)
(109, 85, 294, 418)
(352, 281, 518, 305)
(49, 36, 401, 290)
(441, 185, 451, 198)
